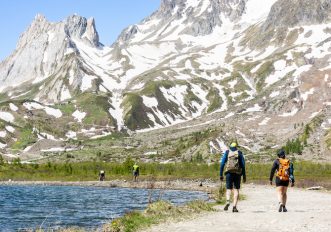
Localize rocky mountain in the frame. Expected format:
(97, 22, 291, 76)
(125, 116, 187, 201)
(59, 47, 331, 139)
(1, 0, 331, 162)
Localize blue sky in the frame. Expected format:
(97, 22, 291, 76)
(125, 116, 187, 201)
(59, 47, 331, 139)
(0, 0, 160, 61)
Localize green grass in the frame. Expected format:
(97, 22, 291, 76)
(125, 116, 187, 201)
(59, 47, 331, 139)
(76, 93, 115, 126)
(55, 103, 76, 115)
(326, 129, 331, 149)
(255, 61, 275, 92)
(106, 200, 216, 232)
(140, 80, 175, 96)
(1, 159, 331, 186)
(11, 126, 37, 150)
(206, 88, 222, 113)
(122, 93, 153, 130)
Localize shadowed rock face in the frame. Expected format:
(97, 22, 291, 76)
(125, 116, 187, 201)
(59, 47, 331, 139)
(263, 0, 331, 31)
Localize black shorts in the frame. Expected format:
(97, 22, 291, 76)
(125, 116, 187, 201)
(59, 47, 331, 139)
(133, 171, 139, 177)
(225, 173, 241, 189)
(275, 177, 289, 187)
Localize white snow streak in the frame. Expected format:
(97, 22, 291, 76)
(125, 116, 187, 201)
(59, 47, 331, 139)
(0, 131, 7, 138)
(72, 110, 86, 123)
(279, 108, 299, 117)
(5, 126, 15, 133)
(0, 112, 15, 122)
(44, 107, 62, 118)
(243, 104, 262, 113)
(259, 117, 271, 126)
(142, 96, 158, 108)
(270, 91, 280, 98)
(9, 103, 18, 112)
(301, 88, 315, 101)
(109, 92, 125, 131)
(23, 102, 62, 118)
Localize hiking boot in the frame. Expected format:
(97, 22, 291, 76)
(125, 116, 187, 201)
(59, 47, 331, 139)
(278, 204, 283, 212)
(282, 205, 288, 212)
(224, 203, 230, 211)
(232, 206, 239, 213)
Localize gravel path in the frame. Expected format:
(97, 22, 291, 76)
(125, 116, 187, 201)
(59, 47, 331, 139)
(146, 184, 331, 232)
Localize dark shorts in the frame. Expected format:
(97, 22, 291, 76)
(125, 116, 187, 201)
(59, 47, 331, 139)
(275, 177, 289, 187)
(133, 171, 139, 177)
(225, 173, 241, 189)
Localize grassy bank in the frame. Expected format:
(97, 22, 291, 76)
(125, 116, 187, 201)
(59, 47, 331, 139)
(1, 159, 331, 188)
(105, 200, 216, 232)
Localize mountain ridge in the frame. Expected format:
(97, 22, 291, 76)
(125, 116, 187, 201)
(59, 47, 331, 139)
(1, 0, 331, 162)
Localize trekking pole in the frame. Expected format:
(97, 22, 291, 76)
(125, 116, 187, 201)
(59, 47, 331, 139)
(219, 178, 225, 202)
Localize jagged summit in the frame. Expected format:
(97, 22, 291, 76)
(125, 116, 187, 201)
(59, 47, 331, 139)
(64, 15, 100, 46)
(0, 13, 102, 94)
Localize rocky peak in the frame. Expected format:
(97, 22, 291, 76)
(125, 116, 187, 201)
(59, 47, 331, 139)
(263, 0, 331, 31)
(85, 18, 100, 46)
(64, 15, 100, 46)
(16, 14, 51, 50)
(116, 0, 248, 44)
(159, 0, 184, 17)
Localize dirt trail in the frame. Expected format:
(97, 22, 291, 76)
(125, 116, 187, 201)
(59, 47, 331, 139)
(146, 184, 331, 232)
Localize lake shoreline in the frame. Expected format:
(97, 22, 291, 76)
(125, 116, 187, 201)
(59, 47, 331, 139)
(0, 179, 219, 193)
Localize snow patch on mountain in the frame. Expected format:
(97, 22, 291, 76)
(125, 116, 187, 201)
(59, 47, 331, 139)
(23, 102, 62, 118)
(66, 131, 77, 139)
(243, 104, 262, 113)
(0, 131, 7, 138)
(60, 86, 71, 101)
(109, 92, 125, 131)
(142, 96, 158, 108)
(259, 117, 271, 126)
(270, 91, 280, 98)
(280, 108, 299, 117)
(301, 88, 315, 101)
(72, 110, 86, 123)
(0, 142, 7, 148)
(9, 103, 18, 112)
(81, 74, 96, 92)
(5, 126, 15, 133)
(0, 112, 15, 123)
(241, 0, 278, 25)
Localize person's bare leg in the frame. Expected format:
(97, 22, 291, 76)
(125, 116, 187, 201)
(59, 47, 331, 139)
(277, 186, 284, 212)
(224, 189, 232, 210)
(283, 187, 288, 205)
(226, 189, 232, 203)
(277, 186, 283, 204)
(282, 187, 288, 212)
(233, 189, 239, 207)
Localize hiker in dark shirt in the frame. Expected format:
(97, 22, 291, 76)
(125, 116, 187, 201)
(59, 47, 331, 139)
(99, 170, 105, 181)
(270, 149, 295, 212)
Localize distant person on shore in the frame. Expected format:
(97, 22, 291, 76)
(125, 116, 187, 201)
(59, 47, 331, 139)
(270, 149, 295, 212)
(220, 142, 246, 212)
(133, 163, 139, 182)
(99, 170, 105, 181)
